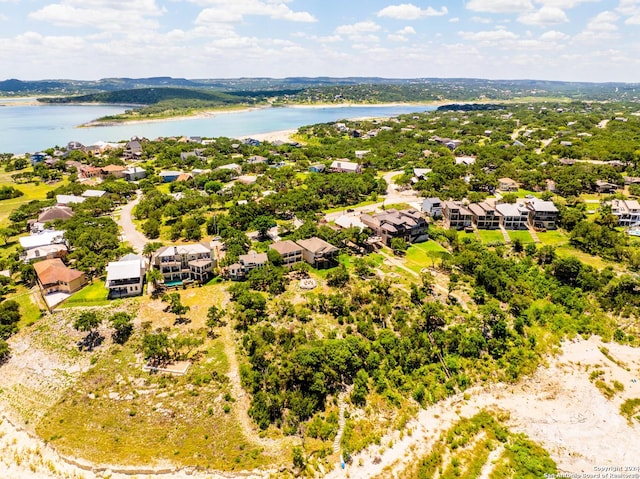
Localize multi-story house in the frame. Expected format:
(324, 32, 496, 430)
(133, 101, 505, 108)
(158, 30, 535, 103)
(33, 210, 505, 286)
(442, 201, 473, 230)
(105, 254, 147, 298)
(468, 202, 501, 230)
(226, 252, 268, 280)
(153, 243, 215, 284)
(525, 199, 559, 230)
(296, 237, 339, 269)
(360, 209, 428, 245)
(269, 240, 303, 266)
(609, 199, 640, 227)
(495, 203, 529, 230)
(421, 197, 442, 218)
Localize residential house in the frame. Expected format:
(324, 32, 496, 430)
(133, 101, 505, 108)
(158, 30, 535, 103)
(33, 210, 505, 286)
(22, 244, 68, 264)
(296, 237, 339, 269)
(545, 179, 557, 192)
(226, 252, 268, 280)
(30, 206, 75, 232)
(432, 136, 462, 150)
(79, 165, 102, 179)
(37, 206, 74, 224)
(413, 168, 432, 183)
(609, 199, 640, 227)
(354, 150, 370, 160)
(33, 258, 87, 295)
(180, 150, 205, 162)
(360, 209, 428, 245)
(19, 230, 66, 252)
(81, 189, 107, 198)
(101, 164, 127, 179)
(216, 163, 242, 176)
(468, 202, 501, 230)
(595, 180, 619, 194)
(330, 160, 361, 174)
(247, 155, 268, 165)
(495, 203, 529, 230)
(153, 243, 215, 284)
(105, 254, 147, 298)
(56, 194, 86, 206)
(309, 164, 326, 173)
(334, 215, 368, 231)
(30, 152, 48, 165)
(525, 199, 559, 230)
(269, 240, 303, 267)
(123, 166, 147, 181)
(442, 201, 473, 230)
(421, 197, 443, 219)
(159, 171, 182, 183)
(67, 141, 86, 152)
(498, 177, 519, 192)
(455, 156, 476, 166)
(123, 140, 143, 160)
(176, 173, 193, 182)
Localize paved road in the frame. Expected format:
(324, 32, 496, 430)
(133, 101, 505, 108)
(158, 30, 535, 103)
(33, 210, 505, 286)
(115, 190, 148, 254)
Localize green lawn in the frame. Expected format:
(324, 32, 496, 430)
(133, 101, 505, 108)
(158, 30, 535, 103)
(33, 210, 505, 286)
(477, 230, 505, 244)
(10, 286, 43, 328)
(536, 230, 568, 246)
(324, 200, 377, 214)
(61, 279, 110, 307)
(508, 230, 534, 243)
(555, 245, 612, 270)
(404, 241, 451, 272)
(0, 171, 68, 226)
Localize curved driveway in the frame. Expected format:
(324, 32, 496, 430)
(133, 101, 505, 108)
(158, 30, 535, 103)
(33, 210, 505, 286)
(115, 190, 148, 254)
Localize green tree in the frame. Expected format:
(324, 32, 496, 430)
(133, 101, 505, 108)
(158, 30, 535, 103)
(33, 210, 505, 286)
(74, 311, 100, 333)
(206, 305, 225, 336)
(501, 193, 518, 204)
(141, 218, 161, 239)
(0, 300, 21, 340)
(326, 264, 350, 287)
(142, 331, 172, 366)
(390, 237, 408, 254)
(110, 312, 133, 344)
(0, 339, 9, 363)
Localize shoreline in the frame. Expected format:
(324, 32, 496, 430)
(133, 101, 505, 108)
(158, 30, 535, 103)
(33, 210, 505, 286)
(79, 101, 443, 128)
(79, 105, 270, 128)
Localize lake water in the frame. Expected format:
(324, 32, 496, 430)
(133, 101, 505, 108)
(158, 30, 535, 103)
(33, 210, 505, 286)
(0, 101, 436, 154)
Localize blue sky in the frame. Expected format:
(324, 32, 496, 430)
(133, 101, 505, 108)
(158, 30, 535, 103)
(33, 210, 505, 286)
(1, 0, 639, 82)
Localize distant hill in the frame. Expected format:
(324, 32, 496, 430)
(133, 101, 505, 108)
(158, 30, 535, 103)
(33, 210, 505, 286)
(38, 87, 244, 105)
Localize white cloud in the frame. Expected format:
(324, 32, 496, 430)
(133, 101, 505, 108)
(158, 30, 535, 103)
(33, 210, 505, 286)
(188, 0, 316, 23)
(536, 0, 598, 7)
(449, 17, 460, 22)
(459, 29, 519, 41)
(335, 21, 381, 35)
(466, 0, 534, 13)
(586, 11, 619, 31)
(0, 14, 7, 21)
(518, 6, 569, 25)
(388, 34, 409, 42)
(539, 29, 570, 40)
(398, 26, 417, 34)
(471, 16, 493, 24)
(574, 11, 620, 42)
(377, 4, 448, 20)
(617, 0, 640, 23)
(29, 0, 165, 31)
